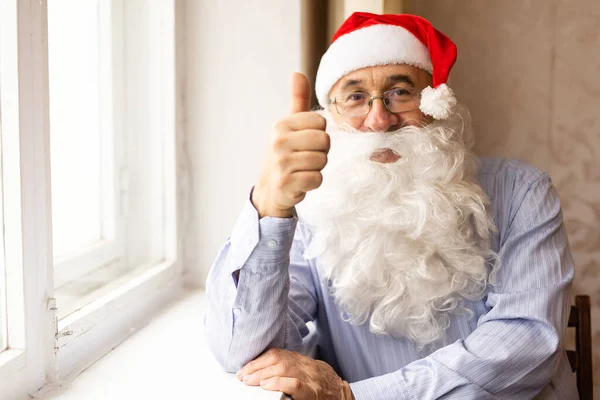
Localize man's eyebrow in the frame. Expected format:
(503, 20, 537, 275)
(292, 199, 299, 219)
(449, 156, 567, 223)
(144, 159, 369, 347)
(338, 75, 415, 91)
(340, 79, 362, 91)
(386, 74, 415, 87)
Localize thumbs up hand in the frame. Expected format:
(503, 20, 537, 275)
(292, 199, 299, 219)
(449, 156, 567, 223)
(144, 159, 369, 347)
(252, 73, 329, 218)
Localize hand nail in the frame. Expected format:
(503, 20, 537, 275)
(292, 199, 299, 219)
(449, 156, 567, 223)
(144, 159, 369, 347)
(260, 380, 268, 387)
(242, 375, 250, 382)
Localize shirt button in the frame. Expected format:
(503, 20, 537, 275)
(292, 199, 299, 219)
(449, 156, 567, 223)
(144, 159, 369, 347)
(267, 240, 277, 248)
(233, 308, 241, 316)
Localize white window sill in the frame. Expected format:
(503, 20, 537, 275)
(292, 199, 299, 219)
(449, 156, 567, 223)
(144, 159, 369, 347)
(35, 288, 284, 400)
(0, 349, 26, 381)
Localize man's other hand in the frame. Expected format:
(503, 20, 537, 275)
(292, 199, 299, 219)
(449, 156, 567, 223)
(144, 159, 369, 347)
(237, 348, 354, 400)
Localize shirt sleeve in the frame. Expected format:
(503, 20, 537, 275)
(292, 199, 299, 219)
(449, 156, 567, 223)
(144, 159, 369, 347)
(204, 191, 318, 372)
(350, 174, 575, 400)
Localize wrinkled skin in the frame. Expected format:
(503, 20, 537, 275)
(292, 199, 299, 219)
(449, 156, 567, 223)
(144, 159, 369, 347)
(237, 348, 354, 400)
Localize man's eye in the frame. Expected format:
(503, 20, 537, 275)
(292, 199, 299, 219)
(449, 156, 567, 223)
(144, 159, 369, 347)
(345, 93, 367, 102)
(389, 88, 411, 97)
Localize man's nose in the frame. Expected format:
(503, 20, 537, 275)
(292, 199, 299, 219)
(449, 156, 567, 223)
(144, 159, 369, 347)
(363, 98, 399, 132)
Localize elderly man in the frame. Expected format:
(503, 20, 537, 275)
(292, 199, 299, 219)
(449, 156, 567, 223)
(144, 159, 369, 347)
(204, 12, 577, 399)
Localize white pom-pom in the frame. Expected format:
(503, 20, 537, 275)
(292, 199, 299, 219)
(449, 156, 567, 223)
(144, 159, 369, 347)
(419, 84, 457, 120)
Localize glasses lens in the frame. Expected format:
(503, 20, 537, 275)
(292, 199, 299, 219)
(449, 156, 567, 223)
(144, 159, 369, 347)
(384, 88, 420, 113)
(335, 92, 370, 116)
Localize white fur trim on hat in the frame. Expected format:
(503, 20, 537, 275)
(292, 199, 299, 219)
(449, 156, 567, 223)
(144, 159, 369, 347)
(316, 24, 433, 107)
(419, 84, 456, 120)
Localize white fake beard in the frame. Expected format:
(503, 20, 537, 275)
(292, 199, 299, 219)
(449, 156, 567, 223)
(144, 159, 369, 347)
(296, 105, 499, 347)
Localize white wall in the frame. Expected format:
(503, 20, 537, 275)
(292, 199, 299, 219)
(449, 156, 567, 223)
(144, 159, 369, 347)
(182, 0, 302, 286)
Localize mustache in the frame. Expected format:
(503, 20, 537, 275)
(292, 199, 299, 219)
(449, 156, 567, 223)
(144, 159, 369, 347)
(332, 120, 425, 136)
(335, 117, 430, 134)
(322, 123, 444, 171)
(319, 104, 474, 148)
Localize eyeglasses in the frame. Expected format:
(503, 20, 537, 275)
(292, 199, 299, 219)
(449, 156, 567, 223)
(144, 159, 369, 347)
(332, 87, 421, 117)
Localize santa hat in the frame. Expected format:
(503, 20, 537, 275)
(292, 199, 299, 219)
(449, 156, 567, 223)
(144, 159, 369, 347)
(315, 12, 458, 120)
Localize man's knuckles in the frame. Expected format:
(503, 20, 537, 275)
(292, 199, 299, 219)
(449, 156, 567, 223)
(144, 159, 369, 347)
(278, 360, 291, 374)
(305, 171, 323, 190)
(271, 131, 288, 151)
(297, 151, 327, 171)
(275, 151, 327, 173)
(273, 112, 327, 137)
(272, 129, 330, 153)
(295, 130, 330, 152)
(291, 377, 303, 390)
(294, 171, 323, 192)
(275, 169, 323, 190)
(310, 151, 328, 169)
(280, 111, 326, 131)
(264, 348, 282, 362)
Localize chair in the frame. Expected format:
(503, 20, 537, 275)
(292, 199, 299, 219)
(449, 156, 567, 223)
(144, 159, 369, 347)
(566, 295, 593, 400)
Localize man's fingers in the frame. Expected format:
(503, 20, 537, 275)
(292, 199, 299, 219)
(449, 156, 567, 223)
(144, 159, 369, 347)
(275, 150, 328, 174)
(285, 151, 328, 173)
(243, 362, 306, 386)
(237, 348, 285, 378)
(275, 129, 330, 152)
(276, 111, 326, 132)
(260, 376, 309, 398)
(288, 171, 323, 194)
(237, 357, 274, 380)
(289, 72, 311, 114)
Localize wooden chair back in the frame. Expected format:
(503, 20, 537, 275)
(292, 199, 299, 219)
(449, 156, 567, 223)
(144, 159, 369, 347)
(566, 295, 592, 399)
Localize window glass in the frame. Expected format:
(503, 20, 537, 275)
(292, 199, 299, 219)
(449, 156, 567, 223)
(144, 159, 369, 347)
(48, 0, 103, 260)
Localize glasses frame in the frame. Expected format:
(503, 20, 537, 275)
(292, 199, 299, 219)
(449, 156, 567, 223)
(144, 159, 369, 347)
(332, 88, 422, 117)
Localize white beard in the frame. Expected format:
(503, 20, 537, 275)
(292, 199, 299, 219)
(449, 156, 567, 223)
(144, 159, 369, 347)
(295, 105, 499, 347)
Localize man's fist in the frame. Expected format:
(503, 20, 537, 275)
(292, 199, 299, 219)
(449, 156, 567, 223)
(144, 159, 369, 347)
(252, 73, 330, 218)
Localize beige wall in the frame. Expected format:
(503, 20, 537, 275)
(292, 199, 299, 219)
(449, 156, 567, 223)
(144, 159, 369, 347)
(182, 0, 301, 285)
(406, 0, 600, 391)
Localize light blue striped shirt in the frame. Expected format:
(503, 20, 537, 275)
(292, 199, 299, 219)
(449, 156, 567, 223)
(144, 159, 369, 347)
(204, 158, 578, 399)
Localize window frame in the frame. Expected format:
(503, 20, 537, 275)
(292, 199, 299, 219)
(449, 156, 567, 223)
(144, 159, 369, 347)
(0, 0, 55, 389)
(0, 0, 182, 397)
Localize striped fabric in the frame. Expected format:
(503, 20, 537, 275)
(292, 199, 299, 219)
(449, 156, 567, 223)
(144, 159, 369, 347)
(204, 158, 578, 399)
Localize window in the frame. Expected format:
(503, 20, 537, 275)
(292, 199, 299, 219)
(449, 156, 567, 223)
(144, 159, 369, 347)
(0, 0, 180, 396)
(46, 0, 178, 321)
(47, 0, 180, 346)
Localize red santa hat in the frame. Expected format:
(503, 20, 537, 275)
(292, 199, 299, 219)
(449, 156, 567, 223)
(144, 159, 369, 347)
(315, 12, 458, 120)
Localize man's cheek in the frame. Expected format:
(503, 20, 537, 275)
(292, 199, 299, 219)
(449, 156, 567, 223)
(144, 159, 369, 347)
(399, 111, 430, 127)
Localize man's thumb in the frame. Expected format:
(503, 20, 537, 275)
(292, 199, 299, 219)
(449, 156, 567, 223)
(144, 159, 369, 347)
(289, 72, 311, 114)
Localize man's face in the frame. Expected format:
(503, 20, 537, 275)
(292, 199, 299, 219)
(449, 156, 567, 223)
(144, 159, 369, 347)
(327, 64, 433, 133)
